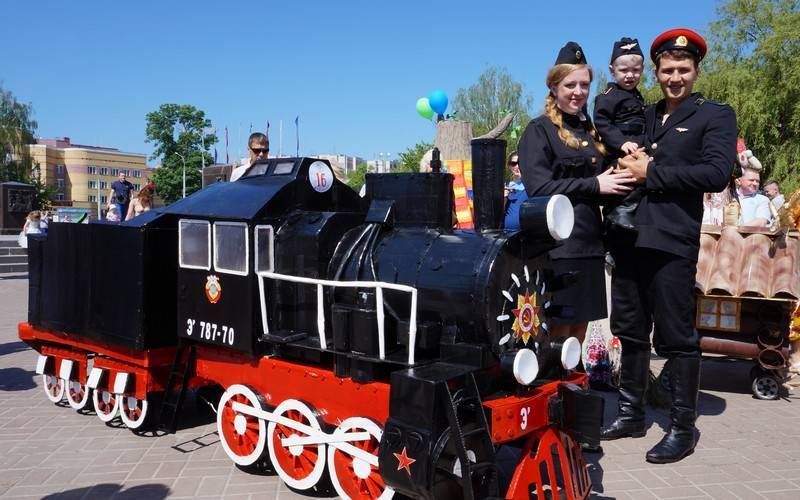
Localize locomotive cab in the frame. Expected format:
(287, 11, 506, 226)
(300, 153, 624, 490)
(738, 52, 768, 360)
(166, 157, 362, 354)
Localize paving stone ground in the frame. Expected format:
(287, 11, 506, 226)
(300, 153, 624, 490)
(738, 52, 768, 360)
(1, 274, 799, 499)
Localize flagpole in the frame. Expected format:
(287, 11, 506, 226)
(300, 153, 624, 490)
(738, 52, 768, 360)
(279, 120, 283, 157)
(295, 116, 299, 157)
(225, 127, 229, 164)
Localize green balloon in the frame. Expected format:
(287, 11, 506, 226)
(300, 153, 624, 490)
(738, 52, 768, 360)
(416, 97, 434, 120)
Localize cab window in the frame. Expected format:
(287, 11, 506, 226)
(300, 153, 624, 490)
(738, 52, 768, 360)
(179, 219, 211, 270)
(255, 225, 275, 273)
(214, 221, 249, 275)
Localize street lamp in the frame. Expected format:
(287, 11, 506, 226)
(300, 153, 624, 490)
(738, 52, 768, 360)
(175, 152, 186, 198)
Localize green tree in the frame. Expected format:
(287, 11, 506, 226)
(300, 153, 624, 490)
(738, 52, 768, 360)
(396, 142, 432, 173)
(0, 85, 38, 183)
(452, 66, 534, 153)
(30, 162, 59, 210)
(698, 0, 800, 193)
(346, 162, 368, 191)
(145, 104, 218, 203)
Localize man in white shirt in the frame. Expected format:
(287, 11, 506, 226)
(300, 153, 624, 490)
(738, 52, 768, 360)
(764, 179, 785, 213)
(230, 132, 269, 182)
(736, 168, 771, 226)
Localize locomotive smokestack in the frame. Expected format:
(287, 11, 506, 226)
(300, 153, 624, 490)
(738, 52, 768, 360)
(431, 147, 442, 173)
(470, 138, 506, 232)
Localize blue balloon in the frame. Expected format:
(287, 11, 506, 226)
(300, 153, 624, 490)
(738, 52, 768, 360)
(428, 89, 448, 115)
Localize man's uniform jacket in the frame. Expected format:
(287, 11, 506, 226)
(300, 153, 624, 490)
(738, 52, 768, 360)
(634, 92, 737, 261)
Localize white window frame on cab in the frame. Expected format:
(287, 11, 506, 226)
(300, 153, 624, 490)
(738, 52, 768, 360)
(179, 219, 211, 270)
(213, 221, 249, 276)
(254, 225, 275, 273)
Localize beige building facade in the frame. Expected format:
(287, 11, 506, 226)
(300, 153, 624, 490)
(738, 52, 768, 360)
(25, 137, 152, 210)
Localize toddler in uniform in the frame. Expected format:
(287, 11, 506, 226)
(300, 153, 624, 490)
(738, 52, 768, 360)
(593, 37, 646, 231)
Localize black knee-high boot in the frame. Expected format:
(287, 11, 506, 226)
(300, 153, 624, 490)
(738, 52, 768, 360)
(646, 356, 700, 463)
(600, 345, 649, 440)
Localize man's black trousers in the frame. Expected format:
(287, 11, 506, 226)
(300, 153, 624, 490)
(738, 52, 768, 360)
(609, 245, 700, 357)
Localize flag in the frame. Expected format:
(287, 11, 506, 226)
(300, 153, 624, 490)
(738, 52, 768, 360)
(295, 116, 300, 157)
(225, 127, 229, 164)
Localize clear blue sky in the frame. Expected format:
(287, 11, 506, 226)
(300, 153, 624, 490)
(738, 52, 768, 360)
(1, 0, 721, 164)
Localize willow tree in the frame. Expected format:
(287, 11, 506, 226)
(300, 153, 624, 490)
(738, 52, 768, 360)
(0, 85, 37, 183)
(699, 0, 800, 192)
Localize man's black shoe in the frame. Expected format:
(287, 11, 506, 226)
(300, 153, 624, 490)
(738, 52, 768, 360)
(600, 418, 646, 441)
(645, 428, 696, 463)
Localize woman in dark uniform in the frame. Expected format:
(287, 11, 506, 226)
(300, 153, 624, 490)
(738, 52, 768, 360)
(518, 42, 635, 343)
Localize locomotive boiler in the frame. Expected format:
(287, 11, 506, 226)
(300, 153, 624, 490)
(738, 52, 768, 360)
(20, 138, 603, 500)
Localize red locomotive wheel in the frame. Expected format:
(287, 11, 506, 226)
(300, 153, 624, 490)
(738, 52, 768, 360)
(66, 380, 91, 410)
(217, 385, 267, 467)
(267, 399, 327, 491)
(328, 417, 394, 500)
(42, 374, 65, 403)
(120, 395, 153, 430)
(93, 388, 120, 422)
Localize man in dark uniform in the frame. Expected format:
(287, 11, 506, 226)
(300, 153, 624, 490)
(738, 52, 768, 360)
(600, 29, 737, 464)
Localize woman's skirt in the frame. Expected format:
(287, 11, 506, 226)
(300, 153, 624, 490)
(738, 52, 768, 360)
(548, 256, 607, 325)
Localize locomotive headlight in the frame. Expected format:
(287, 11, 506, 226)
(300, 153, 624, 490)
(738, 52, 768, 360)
(546, 194, 574, 241)
(560, 337, 582, 370)
(518, 194, 574, 241)
(501, 348, 539, 385)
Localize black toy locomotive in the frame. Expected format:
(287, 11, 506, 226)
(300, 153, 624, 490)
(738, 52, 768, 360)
(21, 139, 603, 499)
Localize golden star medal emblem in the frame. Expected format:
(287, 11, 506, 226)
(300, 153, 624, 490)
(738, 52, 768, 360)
(512, 290, 541, 345)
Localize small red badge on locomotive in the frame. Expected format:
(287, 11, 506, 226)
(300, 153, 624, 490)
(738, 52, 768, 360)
(393, 446, 416, 476)
(205, 275, 222, 303)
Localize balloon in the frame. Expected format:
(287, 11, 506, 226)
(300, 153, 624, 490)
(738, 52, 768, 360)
(428, 89, 448, 115)
(416, 97, 434, 120)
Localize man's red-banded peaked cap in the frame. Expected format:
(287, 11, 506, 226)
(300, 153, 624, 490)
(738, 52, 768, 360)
(650, 28, 707, 62)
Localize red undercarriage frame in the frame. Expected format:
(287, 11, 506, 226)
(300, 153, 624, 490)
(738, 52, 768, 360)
(19, 323, 592, 499)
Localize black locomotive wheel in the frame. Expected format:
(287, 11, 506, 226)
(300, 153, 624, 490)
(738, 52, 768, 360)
(430, 425, 495, 499)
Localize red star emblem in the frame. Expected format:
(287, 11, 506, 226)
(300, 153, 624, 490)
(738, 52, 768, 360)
(511, 290, 541, 345)
(393, 446, 416, 475)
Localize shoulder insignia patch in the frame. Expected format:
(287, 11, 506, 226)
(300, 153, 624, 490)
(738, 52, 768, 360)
(694, 97, 706, 106)
(603, 86, 613, 95)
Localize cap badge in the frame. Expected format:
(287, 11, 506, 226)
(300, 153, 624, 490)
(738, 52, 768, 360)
(620, 42, 638, 50)
(675, 35, 688, 47)
(575, 49, 582, 59)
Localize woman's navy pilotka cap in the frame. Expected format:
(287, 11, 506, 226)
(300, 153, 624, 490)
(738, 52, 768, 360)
(610, 37, 644, 64)
(555, 42, 587, 65)
(650, 28, 707, 63)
